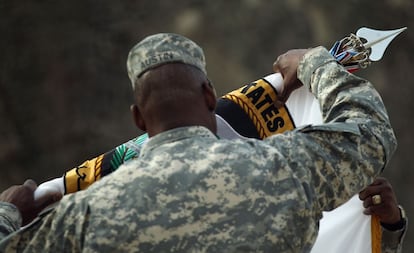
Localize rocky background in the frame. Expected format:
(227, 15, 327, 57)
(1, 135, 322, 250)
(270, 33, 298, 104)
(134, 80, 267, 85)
(1, 1, 413, 251)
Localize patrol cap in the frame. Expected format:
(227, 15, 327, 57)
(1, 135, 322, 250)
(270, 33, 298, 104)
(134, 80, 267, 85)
(127, 33, 207, 88)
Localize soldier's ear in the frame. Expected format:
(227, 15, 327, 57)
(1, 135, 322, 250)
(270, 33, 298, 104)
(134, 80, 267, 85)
(202, 80, 217, 112)
(130, 104, 146, 132)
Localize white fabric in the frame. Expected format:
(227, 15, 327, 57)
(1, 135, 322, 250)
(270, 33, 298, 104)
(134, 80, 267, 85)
(286, 84, 323, 126)
(264, 73, 323, 126)
(311, 196, 372, 253)
(264, 72, 284, 94)
(34, 177, 65, 200)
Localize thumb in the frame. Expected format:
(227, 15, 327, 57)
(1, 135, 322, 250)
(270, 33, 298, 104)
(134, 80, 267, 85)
(20, 180, 62, 226)
(275, 75, 302, 103)
(23, 179, 38, 191)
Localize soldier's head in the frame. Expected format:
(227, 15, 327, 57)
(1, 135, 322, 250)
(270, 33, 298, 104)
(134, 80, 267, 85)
(126, 33, 217, 137)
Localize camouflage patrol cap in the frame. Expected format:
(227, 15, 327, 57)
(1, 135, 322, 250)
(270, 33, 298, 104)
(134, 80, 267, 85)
(127, 33, 207, 88)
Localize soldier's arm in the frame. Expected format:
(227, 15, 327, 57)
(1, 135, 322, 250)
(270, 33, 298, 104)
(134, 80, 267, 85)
(267, 47, 397, 212)
(381, 207, 407, 253)
(0, 199, 88, 252)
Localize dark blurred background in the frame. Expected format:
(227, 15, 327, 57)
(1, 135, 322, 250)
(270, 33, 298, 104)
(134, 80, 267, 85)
(1, 0, 412, 251)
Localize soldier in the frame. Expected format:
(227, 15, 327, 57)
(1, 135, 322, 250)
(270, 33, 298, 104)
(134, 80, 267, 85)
(0, 33, 396, 252)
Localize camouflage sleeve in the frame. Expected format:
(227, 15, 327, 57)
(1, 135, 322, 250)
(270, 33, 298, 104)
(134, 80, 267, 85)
(0, 195, 90, 252)
(381, 226, 407, 253)
(300, 46, 396, 164)
(381, 208, 407, 253)
(265, 47, 397, 213)
(307, 46, 397, 206)
(0, 203, 21, 240)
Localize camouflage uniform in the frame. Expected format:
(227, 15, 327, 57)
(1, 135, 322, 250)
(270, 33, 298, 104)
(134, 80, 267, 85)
(0, 46, 397, 252)
(382, 221, 407, 253)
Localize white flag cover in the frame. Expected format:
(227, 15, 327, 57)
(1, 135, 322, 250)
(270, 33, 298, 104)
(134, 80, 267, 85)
(311, 195, 373, 253)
